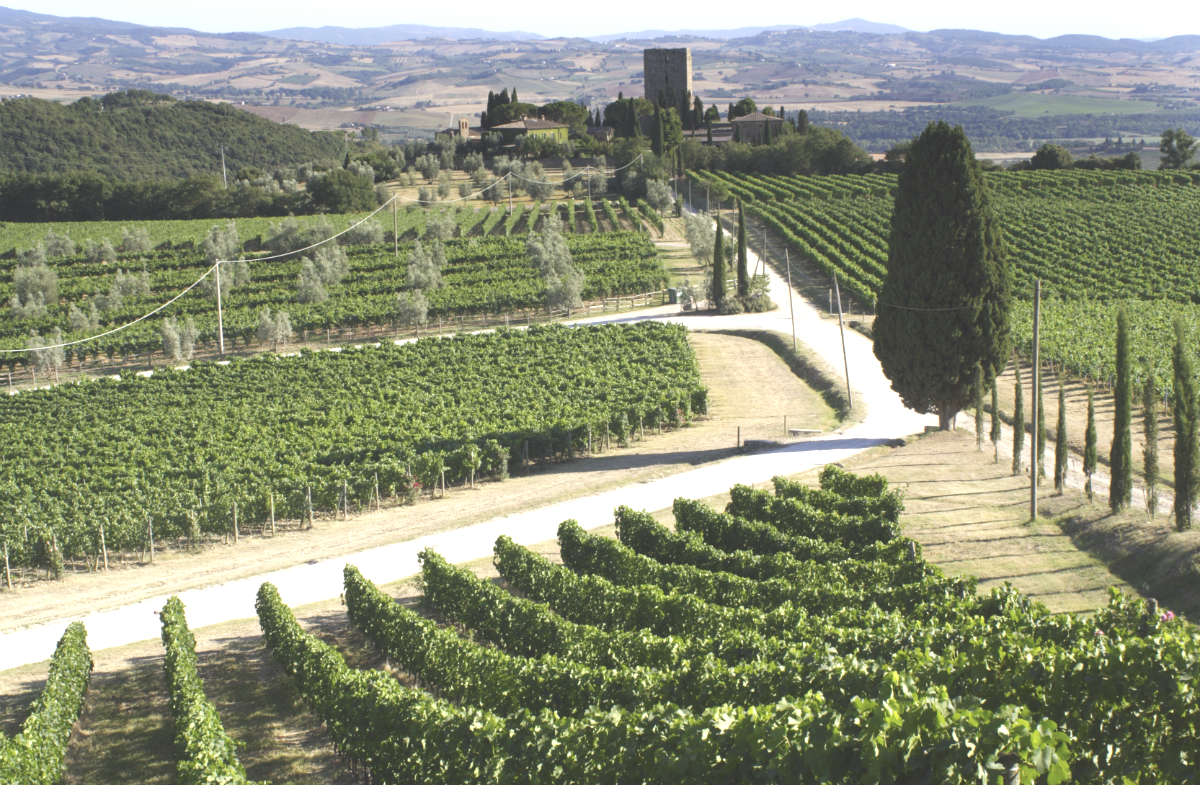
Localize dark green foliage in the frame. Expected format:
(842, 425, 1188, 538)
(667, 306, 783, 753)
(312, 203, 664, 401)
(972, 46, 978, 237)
(1144, 376, 1159, 517)
(0, 622, 92, 784)
(160, 597, 248, 784)
(1173, 319, 1197, 531)
(0, 92, 342, 182)
(873, 122, 1011, 429)
(710, 215, 726, 307)
(1110, 309, 1133, 512)
(735, 200, 749, 298)
(1055, 384, 1068, 494)
(1030, 143, 1073, 170)
(1084, 388, 1098, 501)
(305, 169, 376, 212)
(1013, 364, 1025, 475)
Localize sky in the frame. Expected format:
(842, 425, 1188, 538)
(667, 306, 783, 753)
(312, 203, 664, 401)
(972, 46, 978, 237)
(7, 0, 1197, 41)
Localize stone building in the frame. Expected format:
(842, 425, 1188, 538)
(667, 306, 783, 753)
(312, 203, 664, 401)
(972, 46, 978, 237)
(643, 48, 692, 109)
(488, 118, 569, 145)
(730, 112, 785, 145)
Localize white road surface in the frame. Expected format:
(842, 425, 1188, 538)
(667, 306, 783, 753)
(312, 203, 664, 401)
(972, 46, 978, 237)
(1, 236, 936, 671)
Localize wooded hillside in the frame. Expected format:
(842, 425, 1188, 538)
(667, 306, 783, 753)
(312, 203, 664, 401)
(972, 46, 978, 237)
(0, 91, 345, 180)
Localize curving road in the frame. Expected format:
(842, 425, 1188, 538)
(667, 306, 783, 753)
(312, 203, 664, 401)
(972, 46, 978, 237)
(0, 239, 936, 672)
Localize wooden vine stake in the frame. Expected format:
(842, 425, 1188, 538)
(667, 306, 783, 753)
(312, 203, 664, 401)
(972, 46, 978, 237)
(373, 472, 381, 511)
(305, 487, 314, 530)
(232, 501, 239, 545)
(99, 524, 108, 572)
(148, 517, 154, 564)
(341, 480, 349, 520)
(3, 541, 11, 590)
(269, 491, 277, 537)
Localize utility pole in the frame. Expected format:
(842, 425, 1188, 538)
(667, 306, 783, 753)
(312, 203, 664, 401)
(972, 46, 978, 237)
(214, 262, 225, 356)
(220, 146, 228, 190)
(1030, 278, 1042, 522)
(785, 249, 796, 352)
(758, 222, 766, 277)
(393, 194, 399, 259)
(833, 273, 853, 409)
(507, 172, 513, 214)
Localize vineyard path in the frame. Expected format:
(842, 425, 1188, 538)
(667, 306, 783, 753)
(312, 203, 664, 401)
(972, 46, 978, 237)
(0, 238, 936, 671)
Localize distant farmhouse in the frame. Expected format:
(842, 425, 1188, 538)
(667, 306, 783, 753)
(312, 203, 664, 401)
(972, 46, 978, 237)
(730, 111, 785, 145)
(446, 113, 569, 145)
(488, 117, 569, 144)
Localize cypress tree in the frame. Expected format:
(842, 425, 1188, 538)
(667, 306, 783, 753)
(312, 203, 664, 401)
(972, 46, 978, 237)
(1013, 364, 1024, 476)
(975, 364, 984, 451)
(1144, 375, 1159, 516)
(710, 216, 726, 309)
(735, 200, 749, 299)
(652, 107, 665, 157)
(990, 377, 1001, 463)
(1037, 371, 1046, 483)
(1173, 319, 1197, 531)
(1084, 388, 1097, 501)
(1110, 308, 1132, 512)
(1055, 383, 1068, 494)
(874, 121, 1011, 430)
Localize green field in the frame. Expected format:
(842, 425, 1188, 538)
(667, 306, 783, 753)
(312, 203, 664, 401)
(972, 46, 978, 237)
(960, 91, 1162, 116)
(0, 214, 363, 254)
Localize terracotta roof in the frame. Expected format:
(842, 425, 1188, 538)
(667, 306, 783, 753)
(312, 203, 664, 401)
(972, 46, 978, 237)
(489, 118, 568, 131)
(730, 112, 781, 123)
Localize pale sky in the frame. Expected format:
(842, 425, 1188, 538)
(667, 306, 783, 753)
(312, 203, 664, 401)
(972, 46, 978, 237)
(7, 0, 1195, 41)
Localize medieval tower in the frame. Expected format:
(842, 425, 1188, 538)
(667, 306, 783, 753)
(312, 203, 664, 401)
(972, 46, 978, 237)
(643, 47, 692, 109)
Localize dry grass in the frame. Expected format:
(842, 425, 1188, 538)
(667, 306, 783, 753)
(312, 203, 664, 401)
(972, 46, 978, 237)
(841, 430, 1144, 614)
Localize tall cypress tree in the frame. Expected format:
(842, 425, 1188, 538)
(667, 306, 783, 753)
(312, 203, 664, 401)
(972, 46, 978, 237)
(1055, 383, 1068, 494)
(990, 377, 1001, 463)
(1173, 319, 1197, 531)
(1110, 308, 1133, 512)
(1013, 364, 1024, 476)
(1144, 375, 1159, 517)
(874, 121, 1010, 430)
(1084, 388, 1097, 501)
(735, 200, 749, 299)
(710, 216, 726, 309)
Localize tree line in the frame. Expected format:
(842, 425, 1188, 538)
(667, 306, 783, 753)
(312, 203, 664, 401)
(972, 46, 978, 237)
(0, 168, 377, 223)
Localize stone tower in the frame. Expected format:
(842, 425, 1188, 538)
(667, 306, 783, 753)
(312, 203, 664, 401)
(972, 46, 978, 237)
(643, 47, 692, 109)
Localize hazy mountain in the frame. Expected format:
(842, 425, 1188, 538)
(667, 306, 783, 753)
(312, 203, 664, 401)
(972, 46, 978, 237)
(263, 23, 544, 44)
(811, 18, 909, 35)
(589, 25, 806, 42)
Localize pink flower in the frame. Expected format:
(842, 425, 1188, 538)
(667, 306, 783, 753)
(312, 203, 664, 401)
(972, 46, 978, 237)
(1161, 610, 1176, 622)
(1095, 629, 1105, 637)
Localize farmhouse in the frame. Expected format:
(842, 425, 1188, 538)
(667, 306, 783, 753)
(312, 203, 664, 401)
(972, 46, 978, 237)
(729, 112, 784, 145)
(488, 117, 569, 144)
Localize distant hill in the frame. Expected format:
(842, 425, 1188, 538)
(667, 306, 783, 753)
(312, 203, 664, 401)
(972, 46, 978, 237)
(0, 91, 345, 180)
(810, 18, 909, 34)
(264, 23, 544, 44)
(590, 25, 806, 42)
